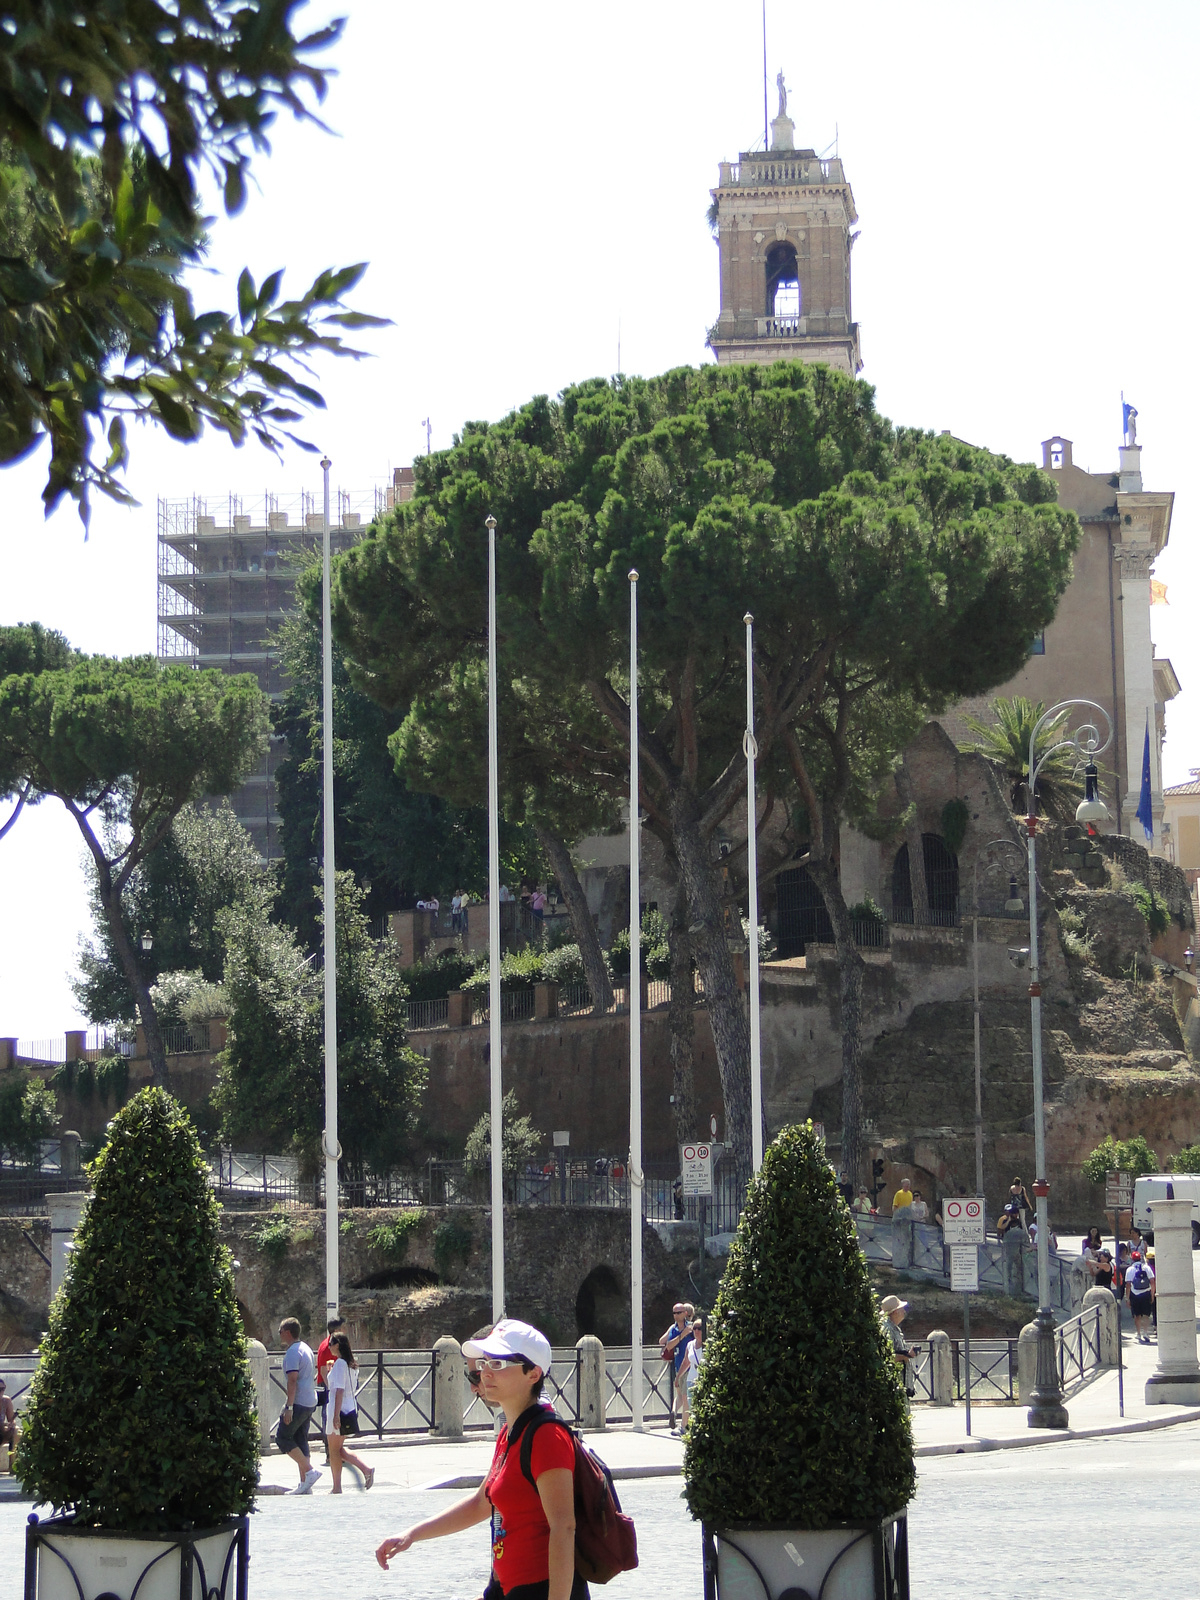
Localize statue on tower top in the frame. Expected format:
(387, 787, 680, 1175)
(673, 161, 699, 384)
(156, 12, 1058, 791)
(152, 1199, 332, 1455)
(776, 70, 788, 119)
(770, 68, 795, 151)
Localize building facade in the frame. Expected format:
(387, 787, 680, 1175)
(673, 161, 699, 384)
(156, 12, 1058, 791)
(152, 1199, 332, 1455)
(156, 471, 412, 858)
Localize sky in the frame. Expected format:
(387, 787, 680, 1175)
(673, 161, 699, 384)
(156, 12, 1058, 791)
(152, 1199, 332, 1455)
(2, 0, 1198, 1038)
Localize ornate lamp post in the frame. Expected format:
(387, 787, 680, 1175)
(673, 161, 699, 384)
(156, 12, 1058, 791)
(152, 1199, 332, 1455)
(971, 839, 1027, 1199)
(1024, 699, 1113, 1429)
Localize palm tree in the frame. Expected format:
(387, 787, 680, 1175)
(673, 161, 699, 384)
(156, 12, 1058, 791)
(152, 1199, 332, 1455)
(964, 696, 1085, 819)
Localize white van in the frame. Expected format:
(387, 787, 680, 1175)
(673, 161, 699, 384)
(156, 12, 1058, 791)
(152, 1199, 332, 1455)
(1132, 1174, 1200, 1247)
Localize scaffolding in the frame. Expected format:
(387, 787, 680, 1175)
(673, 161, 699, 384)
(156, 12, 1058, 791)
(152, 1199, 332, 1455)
(156, 474, 412, 860)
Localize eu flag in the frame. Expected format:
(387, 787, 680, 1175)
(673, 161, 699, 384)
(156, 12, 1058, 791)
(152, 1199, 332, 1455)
(1135, 717, 1153, 842)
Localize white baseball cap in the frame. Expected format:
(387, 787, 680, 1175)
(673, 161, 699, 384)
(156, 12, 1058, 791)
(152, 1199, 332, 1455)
(462, 1318, 552, 1372)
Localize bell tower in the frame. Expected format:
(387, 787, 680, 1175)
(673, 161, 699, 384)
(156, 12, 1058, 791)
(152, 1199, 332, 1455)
(707, 74, 861, 375)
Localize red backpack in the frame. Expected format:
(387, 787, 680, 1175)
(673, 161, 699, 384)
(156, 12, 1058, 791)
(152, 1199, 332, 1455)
(510, 1407, 639, 1585)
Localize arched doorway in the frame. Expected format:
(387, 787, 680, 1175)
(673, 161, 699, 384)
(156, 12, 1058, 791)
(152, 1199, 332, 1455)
(765, 241, 800, 319)
(575, 1264, 629, 1344)
(775, 863, 833, 958)
(891, 835, 960, 926)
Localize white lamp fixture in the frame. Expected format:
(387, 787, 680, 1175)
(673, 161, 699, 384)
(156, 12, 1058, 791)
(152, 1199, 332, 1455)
(1075, 760, 1111, 828)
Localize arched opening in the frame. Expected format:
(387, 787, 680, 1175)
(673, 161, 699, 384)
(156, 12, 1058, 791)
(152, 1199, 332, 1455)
(575, 1264, 629, 1344)
(765, 241, 800, 319)
(775, 863, 833, 958)
(891, 835, 960, 926)
(354, 1265, 440, 1292)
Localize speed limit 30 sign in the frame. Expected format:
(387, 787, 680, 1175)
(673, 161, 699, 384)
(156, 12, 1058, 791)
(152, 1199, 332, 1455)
(942, 1197, 985, 1244)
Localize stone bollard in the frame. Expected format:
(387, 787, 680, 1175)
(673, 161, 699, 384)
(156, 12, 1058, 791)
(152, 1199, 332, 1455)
(534, 982, 559, 1021)
(1146, 1198, 1200, 1405)
(891, 1218, 914, 1270)
(47, 1189, 89, 1297)
(245, 1339, 272, 1448)
(1002, 1226, 1024, 1297)
(927, 1330, 954, 1405)
(447, 990, 472, 1028)
(576, 1335, 607, 1431)
(59, 1130, 81, 1179)
(1081, 1286, 1120, 1366)
(65, 1030, 86, 1063)
(432, 1335, 465, 1437)
(1017, 1320, 1039, 1404)
(0, 1038, 16, 1070)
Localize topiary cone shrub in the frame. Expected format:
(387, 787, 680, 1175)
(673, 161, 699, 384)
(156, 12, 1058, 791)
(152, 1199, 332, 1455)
(684, 1121, 915, 1528)
(18, 1087, 258, 1529)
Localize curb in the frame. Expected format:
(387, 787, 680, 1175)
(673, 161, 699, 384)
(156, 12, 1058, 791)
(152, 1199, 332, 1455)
(915, 1405, 1200, 1457)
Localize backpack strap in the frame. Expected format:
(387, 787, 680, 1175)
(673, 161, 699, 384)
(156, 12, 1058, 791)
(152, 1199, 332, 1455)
(514, 1407, 574, 1491)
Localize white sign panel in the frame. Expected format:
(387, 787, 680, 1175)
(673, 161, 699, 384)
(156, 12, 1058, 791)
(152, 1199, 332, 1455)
(552, 1130, 570, 1147)
(942, 1197, 986, 1244)
(680, 1143, 714, 1197)
(950, 1244, 979, 1292)
(1105, 1169, 1132, 1209)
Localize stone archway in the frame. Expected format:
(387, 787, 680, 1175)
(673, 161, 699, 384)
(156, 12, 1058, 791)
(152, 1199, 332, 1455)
(575, 1264, 630, 1344)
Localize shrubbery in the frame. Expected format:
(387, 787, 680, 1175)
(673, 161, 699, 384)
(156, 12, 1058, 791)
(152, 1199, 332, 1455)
(0, 1071, 59, 1163)
(684, 1121, 914, 1527)
(464, 1090, 543, 1174)
(1169, 1143, 1200, 1174)
(608, 909, 671, 979)
(18, 1089, 258, 1528)
(1081, 1134, 1159, 1183)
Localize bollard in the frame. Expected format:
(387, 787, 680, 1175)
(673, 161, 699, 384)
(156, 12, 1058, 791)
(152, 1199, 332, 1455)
(432, 1335, 465, 1437)
(1145, 1198, 1200, 1405)
(59, 1130, 81, 1179)
(47, 1190, 89, 1297)
(891, 1219, 914, 1270)
(1081, 1286, 1119, 1366)
(927, 1330, 954, 1405)
(1002, 1226, 1024, 1297)
(534, 982, 559, 1021)
(245, 1339, 272, 1448)
(1017, 1320, 1039, 1404)
(447, 990, 471, 1029)
(576, 1335, 607, 1432)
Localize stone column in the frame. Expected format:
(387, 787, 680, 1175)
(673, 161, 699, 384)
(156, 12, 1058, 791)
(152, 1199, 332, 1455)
(47, 1190, 89, 1296)
(1081, 1285, 1120, 1366)
(245, 1339, 272, 1447)
(891, 1218, 913, 1270)
(534, 983, 559, 1021)
(926, 1330, 953, 1405)
(1113, 539, 1157, 841)
(59, 1130, 81, 1179)
(576, 1335, 607, 1431)
(0, 1038, 15, 1070)
(447, 990, 471, 1028)
(65, 1030, 86, 1062)
(432, 1335, 465, 1437)
(1145, 1198, 1200, 1405)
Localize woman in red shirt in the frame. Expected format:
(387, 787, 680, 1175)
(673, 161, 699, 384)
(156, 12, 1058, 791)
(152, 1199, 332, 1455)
(375, 1319, 584, 1600)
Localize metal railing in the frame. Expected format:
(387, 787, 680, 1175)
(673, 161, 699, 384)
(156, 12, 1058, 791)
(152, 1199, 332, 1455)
(0, 1174, 89, 1216)
(952, 1338, 1019, 1402)
(13, 1038, 65, 1065)
(854, 1217, 1084, 1313)
(161, 1023, 211, 1055)
(268, 1349, 437, 1435)
(404, 997, 449, 1032)
(1056, 1302, 1105, 1394)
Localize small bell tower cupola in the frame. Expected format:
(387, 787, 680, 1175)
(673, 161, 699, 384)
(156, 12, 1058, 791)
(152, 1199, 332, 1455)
(707, 72, 861, 375)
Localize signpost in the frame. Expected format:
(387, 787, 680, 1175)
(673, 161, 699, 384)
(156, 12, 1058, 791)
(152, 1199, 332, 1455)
(554, 1131, 570, 1204)
(1104, 1170, 1131, 1419)
(680, 1144, 714, 1197)
(943, 1199, 985, 1435)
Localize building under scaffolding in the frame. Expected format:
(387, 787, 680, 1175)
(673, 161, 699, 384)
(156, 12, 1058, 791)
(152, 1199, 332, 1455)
(156, 470, 413, 859)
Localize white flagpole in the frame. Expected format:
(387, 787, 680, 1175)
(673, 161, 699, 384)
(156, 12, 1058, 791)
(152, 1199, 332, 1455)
(320, 456, 339, 1321)
(486, 514, 504, 1324)
(629, 569, 644, 1431)
(745, 613, 763, 1172)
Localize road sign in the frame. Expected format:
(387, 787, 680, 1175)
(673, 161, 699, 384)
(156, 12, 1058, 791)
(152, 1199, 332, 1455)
(812, 1122, 825, 1144)
(1105, 1169, 1133, 1209)
(552, 1130, 570, 1147)
(680, 1143, 714, 1196)
(950, 1244, 979, 1292)
(942, 1197, 986, 1244)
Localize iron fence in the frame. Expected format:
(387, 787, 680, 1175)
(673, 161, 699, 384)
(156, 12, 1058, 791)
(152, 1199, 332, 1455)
(0, 1174, 89, 1215)
(161, 1023, 211, 1055)
(404, 997, 449, 1032)
(267, 1349, 438, 1435)
(951, 1338, 1019, 1401)
(13, 1038, 64, 1065)
(603, 1346, 677, 1425)
(1056, 1302, 1104, 1394)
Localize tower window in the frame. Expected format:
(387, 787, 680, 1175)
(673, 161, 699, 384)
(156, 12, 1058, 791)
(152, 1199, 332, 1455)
(765, 241, 800, 319)
(1050, 445, 1064, 470)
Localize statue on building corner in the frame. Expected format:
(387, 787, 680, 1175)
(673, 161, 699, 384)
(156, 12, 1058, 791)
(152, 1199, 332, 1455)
(1123, 400, 1138, 447)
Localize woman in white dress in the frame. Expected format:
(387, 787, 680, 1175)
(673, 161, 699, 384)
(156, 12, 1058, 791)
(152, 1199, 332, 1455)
(325, 1332, 374, 1493)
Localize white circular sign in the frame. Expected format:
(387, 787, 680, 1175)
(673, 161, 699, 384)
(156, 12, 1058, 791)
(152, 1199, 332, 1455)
(683, 1145, 697, 1161)
(965, 1200, 982, 1219)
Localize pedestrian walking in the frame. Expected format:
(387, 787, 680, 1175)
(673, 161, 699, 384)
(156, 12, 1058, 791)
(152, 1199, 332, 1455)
(891, 1177, 914, 1218)
(452, 889, 464, 934)
(684, 1316, 705, 1412)
(325, 1332, 374, 1492)
(658, 1302, 693, 1433)
(315, 1315, 344, 1460)
(1126, 1252, 1156, 1342)
(1082, 1225, 1103, 1255)
(375, 1319, 587, 1600)
(851, 1187, 873, 1215)
(0, 1379, 16, 1457)
(276, 1317, 322, 1493)
(998, 1180, 1029, 1237)
(880, 1295, 915, 1399)
(909, 1190, 929, 1222)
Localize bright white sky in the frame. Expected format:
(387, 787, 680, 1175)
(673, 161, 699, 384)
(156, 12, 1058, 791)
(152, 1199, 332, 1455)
(2, 0, 1198, 1037)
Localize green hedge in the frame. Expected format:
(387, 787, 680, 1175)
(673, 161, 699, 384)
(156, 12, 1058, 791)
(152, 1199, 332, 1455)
(18, 1089, 258, 1529)
(684, 1121, 915, 1527)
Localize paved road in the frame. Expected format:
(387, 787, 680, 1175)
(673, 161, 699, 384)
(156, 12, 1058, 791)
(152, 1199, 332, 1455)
(5, 1422, 1199, 1597)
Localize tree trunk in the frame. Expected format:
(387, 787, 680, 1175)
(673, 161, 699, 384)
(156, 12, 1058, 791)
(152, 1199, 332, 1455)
(667, 879, 696, 1148)
(95, 861, 171, 1092)
(895, 758, 929, 923)
(535, 825, 614, 1014)
(669, 792, 752, 1164)
(807, 856, 865, 1184)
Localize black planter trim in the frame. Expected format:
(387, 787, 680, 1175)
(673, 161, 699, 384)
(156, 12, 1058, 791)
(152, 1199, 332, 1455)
(24, 1512, 249, 1600)
(701, 1512, 909, 1600)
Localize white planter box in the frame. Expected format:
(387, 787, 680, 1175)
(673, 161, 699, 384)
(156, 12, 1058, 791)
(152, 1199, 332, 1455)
(705, 1516, 909, 1600)
(27, 1515, 247, 1600)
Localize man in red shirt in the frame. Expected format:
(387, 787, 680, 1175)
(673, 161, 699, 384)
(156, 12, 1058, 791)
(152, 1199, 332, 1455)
(376, 1319, 585, 1599)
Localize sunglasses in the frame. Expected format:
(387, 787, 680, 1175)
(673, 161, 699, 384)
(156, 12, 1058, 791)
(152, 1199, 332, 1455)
(466, 1369, 482, 1386)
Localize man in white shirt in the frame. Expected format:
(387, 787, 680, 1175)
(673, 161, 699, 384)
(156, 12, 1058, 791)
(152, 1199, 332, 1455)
(1125, 1254, 1156, 1343)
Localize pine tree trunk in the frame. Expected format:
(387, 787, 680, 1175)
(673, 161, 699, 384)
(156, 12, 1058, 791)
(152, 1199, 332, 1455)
(535, 825, 614, 1014)
(667, 880, 696, 1147)
(896, 758, 929, 923)
(670, 794, 751, 1164)
(807, 856, 865, 1184)
(96, 864, 171, 1092)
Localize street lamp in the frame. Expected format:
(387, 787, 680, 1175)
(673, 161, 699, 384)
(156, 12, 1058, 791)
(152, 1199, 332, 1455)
(140, 931, 153, 953)
(1024, 699, 1113, 1429)
(971, 838, 1027, 1198)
